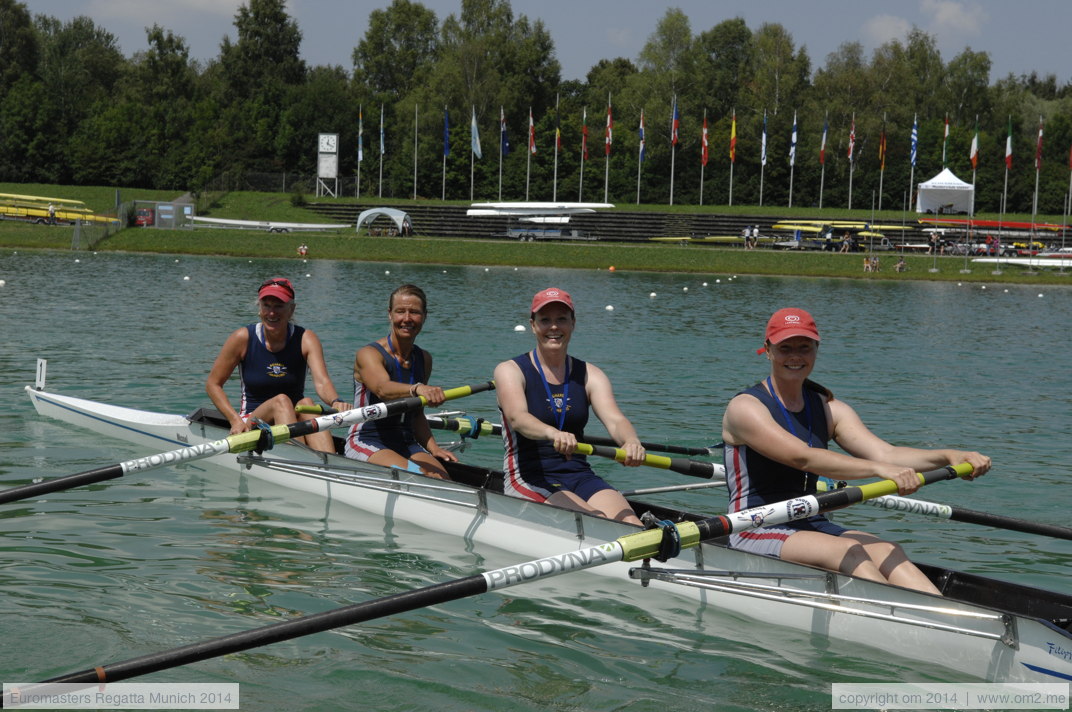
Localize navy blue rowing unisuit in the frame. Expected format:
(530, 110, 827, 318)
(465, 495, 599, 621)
(724, 381, 846, 556)
(239, 323, 307, 414)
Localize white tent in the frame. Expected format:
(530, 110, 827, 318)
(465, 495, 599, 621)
(355, 207, 411, 235)
(915, 168, 974, 215)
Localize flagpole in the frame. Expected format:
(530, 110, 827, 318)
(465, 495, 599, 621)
(819, 111, 827, 210)
(579, 107, 587, 202)
(759, 110, 766, 207)
(788, 110, 796, 209)
(1032, 115, 1043, 229)
(413, 103, 418, 200)
(553, 94, 560, 202)
(357, 105, 363, 200)
(498, 107, 503, 201)
(604, 93, 612, 204)
(526, 107, 532, 202)
(442, 106, 448, 201)
(378, 104, 384, 199)
(669, 96, 677, 206)
(728, 108, 736, 206)
(847, 112, 855, 210)
(878, 113, 886, 211)
(636, 109, 643, 205)
(908, 113, 917, 218)
(700, 109, 707, 207)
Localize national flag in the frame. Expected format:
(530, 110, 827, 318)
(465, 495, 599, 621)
(470, 106, 482, 159)
(671, 97, 679, 146)
(820, 116, 827, 164)
(358, 106, 364, 163)
(701, 112, 709, 167)
(942, 114, 950, 164)
(760, 111, 767, 166)
(379, 104, 385, 155)
(788, 110, 797, 166)
(729, 111, 737, 163)
(581, 106, 588, 161)
(910, 114, 918, 167)
(969, 118, 979, 170)
(847, 115, 855, 163)
(1035, 115, 1044, 171)
(443, 108, 450, 158)
(1005, 116, 1013, 170)
(555, 99, 562, 152)
(528, 107, 536, 155)
(500, 106, 511, 156)
(879, 122, 887, 171)
(638, 109, 646, 162)
(605, 100, 613, 156)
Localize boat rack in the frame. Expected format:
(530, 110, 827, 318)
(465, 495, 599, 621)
(629, 566, 1018, 647)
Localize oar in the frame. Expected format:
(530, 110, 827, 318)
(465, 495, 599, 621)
(33, 463, 973, 686)
(425, 414, 722, 456)
(300, 410, 725, 479)
(621, 481, 726, 496)
(573, 442, 723, 479)
(817, 478, 1072, 542)
(2, 382, 495, 505)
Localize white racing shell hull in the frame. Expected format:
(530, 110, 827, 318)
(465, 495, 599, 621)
(24, 386, 1072, 684)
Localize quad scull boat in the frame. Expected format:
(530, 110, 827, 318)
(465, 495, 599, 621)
(21, 382, 1072, 684)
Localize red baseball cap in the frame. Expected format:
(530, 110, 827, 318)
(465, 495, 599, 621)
(258, 277, 295, 303)
(530, 287, 574, 314)
(765, 308, 820, 344)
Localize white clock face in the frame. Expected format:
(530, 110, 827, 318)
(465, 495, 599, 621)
(319, 134, 337, 153)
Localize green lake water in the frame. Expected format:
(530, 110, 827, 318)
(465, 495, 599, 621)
(0, 250, 1069, 711)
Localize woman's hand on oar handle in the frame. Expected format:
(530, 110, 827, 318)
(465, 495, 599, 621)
(950, 451, 991, 481)
(411, 383, 445, 406)
(877, 465, 926, 496)
(617, 438, 646, 467)
(548, 427, 578, 459)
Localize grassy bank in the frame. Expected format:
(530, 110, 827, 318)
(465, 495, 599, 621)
(9, 228, 1055, 285)
(2, 185, 1069, 284)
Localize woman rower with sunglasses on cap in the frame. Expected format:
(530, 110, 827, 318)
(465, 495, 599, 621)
(206, 277, 347, 453)
(721, 308, 991, 594)
(493, 287, 645, 525)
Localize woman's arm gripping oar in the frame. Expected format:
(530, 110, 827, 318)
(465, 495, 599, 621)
(574, 442, 726, 480)
(31, 463, 972, 687)
(817, 478, 1072, 542)
(2, 382, 495, 505)
(425, 414, 722, 456)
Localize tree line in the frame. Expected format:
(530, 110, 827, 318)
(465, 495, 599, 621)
(1, 0, 1070, 215)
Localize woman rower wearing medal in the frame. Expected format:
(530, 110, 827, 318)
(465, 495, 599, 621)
(344, 284, 456, 479)
(494, 287, 645, 525)
(721, 308, 991, 594)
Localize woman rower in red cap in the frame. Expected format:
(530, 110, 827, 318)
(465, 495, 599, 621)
(721, 308, 991, 594)
(206, 277, 346, 453)
(494, 287, 645, 525)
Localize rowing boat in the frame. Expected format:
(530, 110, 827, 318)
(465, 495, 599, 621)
(23, 384, 1072, 684)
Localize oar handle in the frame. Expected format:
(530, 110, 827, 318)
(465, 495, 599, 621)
(616, 463, 975, 561)
(299, 381, 495, 416)
(574, 443, 722, 479)
(426, 415, 721, 456)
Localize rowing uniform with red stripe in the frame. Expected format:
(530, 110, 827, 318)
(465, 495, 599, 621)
(239, 323, 307, 415)
(500, 353, 615, 502)
(723, 381, 846, 557)
(344, 342, 429, 461)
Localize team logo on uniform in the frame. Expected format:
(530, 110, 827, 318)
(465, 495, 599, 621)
(266, 362, 288, 378)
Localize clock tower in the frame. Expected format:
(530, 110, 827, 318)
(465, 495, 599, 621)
(316, 133, 339, 198)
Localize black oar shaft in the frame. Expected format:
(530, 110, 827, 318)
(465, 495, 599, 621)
(0, 465, 123, 504)
(949, 508, 1072, 541)
(41, 575, 489, 685)
(579, 443, 719, 479)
